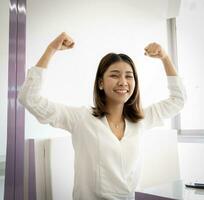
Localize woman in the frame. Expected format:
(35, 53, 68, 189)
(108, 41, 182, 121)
(18, 32, 186, 200)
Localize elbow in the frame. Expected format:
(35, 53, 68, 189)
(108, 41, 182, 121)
(176, 95, 186, 112)
(17, 90, 26, 106)
(172, 89, 187, 112)
(180, 86, 187, 109)
(17, 89, 38, 110)
(169, 95, 186, 114)
(179, 99, 185, 111)
(180, 90, 187, 110)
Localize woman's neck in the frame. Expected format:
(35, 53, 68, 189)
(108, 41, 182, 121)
(105, 103, 124, 122)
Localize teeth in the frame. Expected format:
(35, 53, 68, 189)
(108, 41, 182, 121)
(114, 90, 128, 94)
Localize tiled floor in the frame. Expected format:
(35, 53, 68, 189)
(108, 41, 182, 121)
(0, 176, 4, 200)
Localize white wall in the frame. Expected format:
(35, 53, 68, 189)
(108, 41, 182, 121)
(178, 143, 204, 182)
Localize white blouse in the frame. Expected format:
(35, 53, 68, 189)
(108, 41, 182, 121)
(18, 66, 186, 200)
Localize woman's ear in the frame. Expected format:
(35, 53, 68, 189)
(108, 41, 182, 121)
(98, 79, 103, 90)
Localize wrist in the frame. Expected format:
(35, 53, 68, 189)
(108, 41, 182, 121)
(46, 45, 57, 56)
(161, 55, 170, 63)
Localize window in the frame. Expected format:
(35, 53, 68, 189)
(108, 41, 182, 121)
(177, 0, 204, 131)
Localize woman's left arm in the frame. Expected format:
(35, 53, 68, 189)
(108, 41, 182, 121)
(143, 43, 187, 129)
(144, 42, 177, 76)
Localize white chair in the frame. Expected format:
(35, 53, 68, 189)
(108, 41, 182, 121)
(137, 129, 181, 190)
(44, 136, 74, 200)
(24, 136, 74, 200)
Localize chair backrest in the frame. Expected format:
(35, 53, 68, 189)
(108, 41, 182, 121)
(25, 136, 74, 200)
(44, 136, 74, 200)
(137, 129, 180, 190)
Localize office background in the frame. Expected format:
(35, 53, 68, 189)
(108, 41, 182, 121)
(0, 0, 204, 199)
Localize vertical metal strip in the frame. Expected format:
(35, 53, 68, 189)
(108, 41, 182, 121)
(167, 18, 181, 131)
(15, 0, 26, 199)
(4, 0, 18, 199)
(4, 0, 26, 199)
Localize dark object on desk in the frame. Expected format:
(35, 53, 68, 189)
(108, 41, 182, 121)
(185, 182, 204, 189)
(135, 192, 176, 200)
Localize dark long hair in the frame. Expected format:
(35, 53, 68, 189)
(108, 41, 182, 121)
(92, 53, 144, 123)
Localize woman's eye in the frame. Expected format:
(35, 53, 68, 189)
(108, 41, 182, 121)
(126, 76, 133, 78)
(110, 74, 118, 78)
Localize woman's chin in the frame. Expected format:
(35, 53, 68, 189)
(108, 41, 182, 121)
(107, 97, 130, 105)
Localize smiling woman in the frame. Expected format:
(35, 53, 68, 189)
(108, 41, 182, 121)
(18, 29, 186, 199)
(22, 0, 184, 199)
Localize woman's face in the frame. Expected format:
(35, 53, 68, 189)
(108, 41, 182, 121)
(100, 61, 135, 105)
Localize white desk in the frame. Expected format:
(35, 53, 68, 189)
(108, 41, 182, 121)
(135, 180, 204, 200)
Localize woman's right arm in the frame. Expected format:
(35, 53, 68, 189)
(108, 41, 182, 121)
(36, 32, 75, 68)
(18, 32, 82, 133)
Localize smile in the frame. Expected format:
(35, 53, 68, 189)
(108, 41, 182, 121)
(113, 89, 129, 94)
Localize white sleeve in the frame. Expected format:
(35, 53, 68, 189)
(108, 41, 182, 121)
(18, 66, 83, 133)
(143, 76, 187, 129)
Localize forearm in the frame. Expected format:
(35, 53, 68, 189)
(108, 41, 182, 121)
(36, 46, 56, 68)
(161, 56, 177, 76)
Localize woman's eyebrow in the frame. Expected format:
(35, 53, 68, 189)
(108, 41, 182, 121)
(110, 70, 120, 73)
(110, 70, 133, 73)
(126, 71, 133, 74)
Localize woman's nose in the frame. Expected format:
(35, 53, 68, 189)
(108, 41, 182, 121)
(118, 77, 128, 86)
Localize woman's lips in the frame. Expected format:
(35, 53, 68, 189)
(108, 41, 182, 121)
(113, 89, 129, 94)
